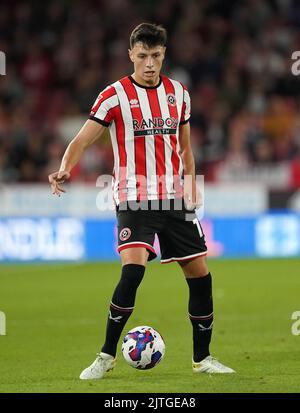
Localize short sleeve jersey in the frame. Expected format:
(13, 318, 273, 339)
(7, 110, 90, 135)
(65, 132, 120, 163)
(89, 75, 191, 204)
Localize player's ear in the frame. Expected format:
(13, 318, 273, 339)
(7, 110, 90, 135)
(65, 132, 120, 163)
(161, 47, 166, 59)
(128, 49, 134, 63)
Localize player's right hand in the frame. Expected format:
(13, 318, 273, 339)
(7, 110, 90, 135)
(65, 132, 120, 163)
(48, 170, 70, 197)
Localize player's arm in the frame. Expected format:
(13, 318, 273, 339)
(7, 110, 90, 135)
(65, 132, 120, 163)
(48, 119, 106, 196)
(179, 122, 201, 209)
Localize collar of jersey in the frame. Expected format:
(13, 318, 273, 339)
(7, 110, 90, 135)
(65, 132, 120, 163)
(128, 75, 162, 89)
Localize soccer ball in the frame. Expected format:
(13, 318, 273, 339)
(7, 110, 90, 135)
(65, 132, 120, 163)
(121, 325, 165, 370)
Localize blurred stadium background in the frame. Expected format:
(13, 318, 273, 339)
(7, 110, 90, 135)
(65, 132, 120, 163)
(1, 0, 300, 394)
(1, 0, 300, 261)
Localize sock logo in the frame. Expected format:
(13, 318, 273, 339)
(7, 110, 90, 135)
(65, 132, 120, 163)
(109, 311, 123, 323)
(198, 321, 214, 331)
(119, 227, 131, 241)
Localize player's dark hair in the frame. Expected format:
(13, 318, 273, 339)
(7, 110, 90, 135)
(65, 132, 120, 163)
(129, 23, 167, 49)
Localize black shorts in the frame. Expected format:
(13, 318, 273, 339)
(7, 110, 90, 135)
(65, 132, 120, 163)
(116, 199, 207, 263)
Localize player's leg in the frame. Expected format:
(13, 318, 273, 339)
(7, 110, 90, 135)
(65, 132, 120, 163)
(159, 206, 235, 373)
(79, 247, 149, 380)
(100, 207, 158, 359)
(179, 256, 235, 373)
(179, 256, 213, 362)
(120, 246, 149, 266)
(100, 247, 149, 357)
(80, 205, 160, 380)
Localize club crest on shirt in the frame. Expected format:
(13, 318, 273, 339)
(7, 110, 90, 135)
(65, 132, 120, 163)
(166, 93, 176, 106)
(119, 227, 132, 241)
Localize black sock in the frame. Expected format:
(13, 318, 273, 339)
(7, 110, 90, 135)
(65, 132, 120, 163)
(186, 273, 213, 362)
(101, 264, 145, 357)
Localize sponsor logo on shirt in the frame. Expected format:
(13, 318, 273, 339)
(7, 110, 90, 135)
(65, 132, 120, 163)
(132, 117, 178, 136)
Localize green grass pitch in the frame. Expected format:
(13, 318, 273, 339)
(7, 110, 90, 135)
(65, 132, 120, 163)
(0, 259, 300, 393)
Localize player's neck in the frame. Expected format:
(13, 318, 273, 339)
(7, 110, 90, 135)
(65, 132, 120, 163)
(131, 73, 161, 88)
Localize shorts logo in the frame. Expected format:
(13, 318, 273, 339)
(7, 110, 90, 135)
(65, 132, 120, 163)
(166, 93, 176, 106)
(119, 227, 132, 241)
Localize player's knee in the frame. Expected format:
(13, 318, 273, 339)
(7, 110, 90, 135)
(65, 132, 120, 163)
(120, 247, 149, 266)
(180, 257, 209, 278)
(192, 263, 209, 278)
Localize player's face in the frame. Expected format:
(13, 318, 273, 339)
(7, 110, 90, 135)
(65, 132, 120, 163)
(129, 42, 166, 86)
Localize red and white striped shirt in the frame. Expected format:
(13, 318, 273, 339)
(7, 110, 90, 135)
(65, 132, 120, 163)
(89, 75, 191, 205)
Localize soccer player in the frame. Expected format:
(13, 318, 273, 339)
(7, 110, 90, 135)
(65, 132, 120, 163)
(48, 23, 235, 377)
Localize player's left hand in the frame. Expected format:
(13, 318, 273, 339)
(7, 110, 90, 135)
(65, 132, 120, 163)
(48, 170, 70, 197)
